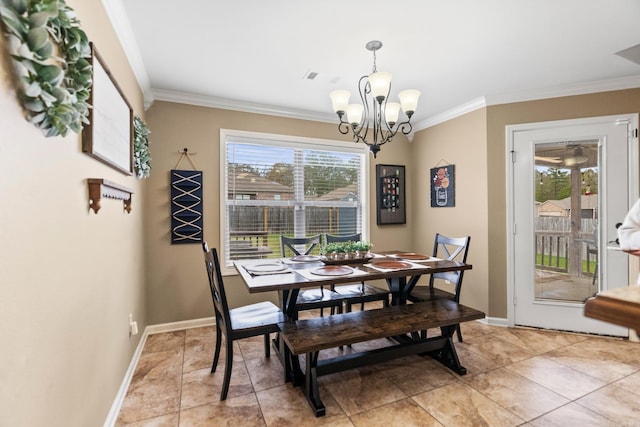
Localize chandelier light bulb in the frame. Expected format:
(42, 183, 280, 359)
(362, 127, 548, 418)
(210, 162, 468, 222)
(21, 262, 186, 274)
(384, 102, 400, 126)
(368, 71, 392, 103)
(329, 90, 351, 114)
(346, 104, 364, 126)
(398, 89, 421, 117)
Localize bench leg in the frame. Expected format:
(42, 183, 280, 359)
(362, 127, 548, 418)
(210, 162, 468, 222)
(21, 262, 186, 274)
(288, 351, 304, 386)
(303, 351, 326, 417)
(428, 325, 467, 375)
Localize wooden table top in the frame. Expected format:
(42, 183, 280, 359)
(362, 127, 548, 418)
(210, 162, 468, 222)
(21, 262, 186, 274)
(234, 251, 472, 294)
(584, 286, 640, 331)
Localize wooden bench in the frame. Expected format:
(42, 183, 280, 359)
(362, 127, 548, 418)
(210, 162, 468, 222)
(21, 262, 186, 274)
(278, 299, 485, 416)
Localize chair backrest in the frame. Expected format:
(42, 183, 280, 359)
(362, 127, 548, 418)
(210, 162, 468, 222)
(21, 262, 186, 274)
(202, 241, 231, 333)
(430, 233, 471, 300)
(280, 235, 321, 257)
(324, 233, 362, 244)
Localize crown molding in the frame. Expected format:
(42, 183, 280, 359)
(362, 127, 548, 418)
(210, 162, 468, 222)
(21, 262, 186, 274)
(485, 75, 640, 106)
(152, 89, 336, 123)
(413, 97, 487, 131)
(101, 0, 154, 109)
(412, 75, 640, 131)
(100, 1, 640, 126)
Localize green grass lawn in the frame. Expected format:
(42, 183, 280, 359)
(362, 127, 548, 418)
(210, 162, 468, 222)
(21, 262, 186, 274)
(536, 254, 596, 273)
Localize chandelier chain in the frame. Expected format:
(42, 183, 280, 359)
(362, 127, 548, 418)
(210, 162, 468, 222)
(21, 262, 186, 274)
(372, 49, 377, 73)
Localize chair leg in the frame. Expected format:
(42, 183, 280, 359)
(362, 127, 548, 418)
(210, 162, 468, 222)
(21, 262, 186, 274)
(220, 337, 233, 401)
(264, 333, 271, 358)
(211, 323, 222, 373)
(455, 324, 463, 342)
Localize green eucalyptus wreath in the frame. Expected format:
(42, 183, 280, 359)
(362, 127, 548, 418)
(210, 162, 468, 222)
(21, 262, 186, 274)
(0, 0, 91, 137)
(133, 116, 151, 179)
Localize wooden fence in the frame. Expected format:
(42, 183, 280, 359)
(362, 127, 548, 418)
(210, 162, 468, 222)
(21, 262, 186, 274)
(535, 217, 597, 274)
(228, 206, 357, 236)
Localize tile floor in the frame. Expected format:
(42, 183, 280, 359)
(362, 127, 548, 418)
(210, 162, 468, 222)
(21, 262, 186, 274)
(116, 305, 640, 426)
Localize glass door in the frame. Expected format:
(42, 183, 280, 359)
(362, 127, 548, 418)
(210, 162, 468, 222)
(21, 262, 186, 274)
(509, 115, 636, 336)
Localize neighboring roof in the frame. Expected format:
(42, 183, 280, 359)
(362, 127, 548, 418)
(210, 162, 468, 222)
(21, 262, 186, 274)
(228, 171, 292, 194)
(314, 183, 359, 201)
(553, 195, 599, 210)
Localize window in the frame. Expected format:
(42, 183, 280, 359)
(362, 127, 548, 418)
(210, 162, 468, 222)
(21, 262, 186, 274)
(220, 129, 369, 271)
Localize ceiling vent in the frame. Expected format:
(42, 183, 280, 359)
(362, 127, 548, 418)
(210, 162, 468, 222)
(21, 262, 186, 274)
(303, 71, 318, 80)
(615, 43, 640, 66)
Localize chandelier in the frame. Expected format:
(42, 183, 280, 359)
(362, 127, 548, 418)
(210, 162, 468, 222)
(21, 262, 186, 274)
(329, 40, 420, 158)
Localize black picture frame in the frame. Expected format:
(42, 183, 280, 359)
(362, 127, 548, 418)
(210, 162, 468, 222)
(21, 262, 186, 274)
(376, 164, 406, 225)
(430, 164, 455, 207)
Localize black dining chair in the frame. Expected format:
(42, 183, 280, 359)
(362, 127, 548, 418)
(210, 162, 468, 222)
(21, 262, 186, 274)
(202, 241, 284, 400)
(280, 235, 344, 317)
(324, 233, 390, 312)
(408, 233, 471, 342)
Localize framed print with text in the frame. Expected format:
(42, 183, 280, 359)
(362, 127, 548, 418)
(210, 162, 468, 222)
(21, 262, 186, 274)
(376, 164, 406, 225)
(430, 164, 455, 207)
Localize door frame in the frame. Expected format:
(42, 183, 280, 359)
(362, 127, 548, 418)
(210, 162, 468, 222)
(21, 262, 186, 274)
(506, 114, 639, 331)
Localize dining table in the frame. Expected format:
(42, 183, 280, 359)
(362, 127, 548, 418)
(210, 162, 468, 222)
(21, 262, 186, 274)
(234, 250, 476, 408)
(234, 249, 472, 318)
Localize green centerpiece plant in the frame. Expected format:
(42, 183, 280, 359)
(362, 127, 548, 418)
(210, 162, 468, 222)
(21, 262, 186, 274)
(322, 240, 372, 259)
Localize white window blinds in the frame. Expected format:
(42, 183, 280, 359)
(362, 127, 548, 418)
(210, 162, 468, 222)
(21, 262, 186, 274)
(221, 131, 368, 268)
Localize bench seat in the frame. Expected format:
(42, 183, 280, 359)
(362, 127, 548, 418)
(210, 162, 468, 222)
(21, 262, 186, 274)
(278, 299, 485, 416)
(279, 299, 483, 354)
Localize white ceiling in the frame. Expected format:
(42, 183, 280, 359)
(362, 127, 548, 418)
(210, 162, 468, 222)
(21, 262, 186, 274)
(110, 0, 640, 129)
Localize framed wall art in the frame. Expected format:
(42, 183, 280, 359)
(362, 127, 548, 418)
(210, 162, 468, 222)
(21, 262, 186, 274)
(82, 43, 133, 175)
(171, 169, 203, 244)
(376, 164, 406, 225)
(430, 164, 455, 207)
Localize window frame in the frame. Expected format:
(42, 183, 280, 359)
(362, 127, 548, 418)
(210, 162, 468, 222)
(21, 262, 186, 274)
(219, 129, 370, 275)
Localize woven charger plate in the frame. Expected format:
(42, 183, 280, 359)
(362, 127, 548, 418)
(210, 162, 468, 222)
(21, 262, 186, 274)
(246, 263, 288, 273)
(310, 265, 354, 276)
(371, 260, 413, 269)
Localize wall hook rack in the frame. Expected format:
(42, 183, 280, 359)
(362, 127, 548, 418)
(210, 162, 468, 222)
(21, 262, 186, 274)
(87, 179, 133, 214)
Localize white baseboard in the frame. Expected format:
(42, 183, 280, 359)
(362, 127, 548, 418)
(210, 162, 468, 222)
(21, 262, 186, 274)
(103, 316, 216, 426)
(479, 316, 509, 327)
(103, 330, 149, 427)
(145, 316, 216, 335)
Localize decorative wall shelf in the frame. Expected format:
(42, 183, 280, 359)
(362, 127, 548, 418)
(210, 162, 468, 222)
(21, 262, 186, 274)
(87, 178, 133, 214)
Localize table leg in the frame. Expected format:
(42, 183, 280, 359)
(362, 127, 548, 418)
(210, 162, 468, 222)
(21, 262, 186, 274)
(386, 274, 422, 305)
(386, 276, 406, 305)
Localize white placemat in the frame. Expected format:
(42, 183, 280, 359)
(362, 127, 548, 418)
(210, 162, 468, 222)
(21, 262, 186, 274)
(366, 262, 429, 273)
(246, 268, 293, 276)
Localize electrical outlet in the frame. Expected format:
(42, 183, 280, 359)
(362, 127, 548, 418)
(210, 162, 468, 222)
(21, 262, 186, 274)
(129, 313, 139, 336)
